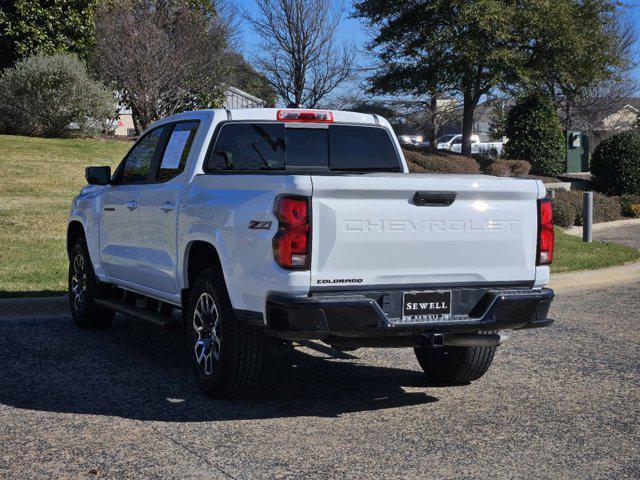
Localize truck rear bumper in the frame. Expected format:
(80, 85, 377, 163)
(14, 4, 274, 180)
(265, 288, 554, 348)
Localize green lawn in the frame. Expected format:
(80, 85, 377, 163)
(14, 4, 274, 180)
(551, 228, 640, 274)
(0, 134, 130, 297)
(0, 134, 638, 297)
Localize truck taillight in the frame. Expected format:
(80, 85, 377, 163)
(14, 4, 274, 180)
(276, 109, 333, 123)
(537, 198, 554, 265)
(273, 195, 311, 270)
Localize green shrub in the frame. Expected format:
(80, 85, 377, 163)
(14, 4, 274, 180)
(621, 194, 640, 217)
(504, 93, 566, 177)
(403, 149, 480, 174)
(590, 194, 622, 224)
(590, 131, 640, 196)
(553, 190, 621, 227)
(0, 53, 115, 137)
(474, 154, 495, 172)
(484, 159, 531, 177)
(552, 191, 581, 228)
(553, 197, 578, 228)
(485, 161, 510, 177)
(509, 160, 532, 177)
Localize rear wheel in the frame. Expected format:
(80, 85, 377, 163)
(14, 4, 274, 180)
(414, 333, 496, 385)
(188, 269, 266, 398)
(68, 239, 114, 329)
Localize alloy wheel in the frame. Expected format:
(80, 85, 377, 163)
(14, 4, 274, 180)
(193, 292, 222, 376)
(71, 253, 88, 313)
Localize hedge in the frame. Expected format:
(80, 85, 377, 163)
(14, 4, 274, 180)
(552, 190, 622, 228)
(403, 149, 480, 174)
(621, 194, 640, 218)
(590, 131, 640, 196)
(485, 159, 531, 177)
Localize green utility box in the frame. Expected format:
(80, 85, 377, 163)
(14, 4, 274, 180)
(565, 130, 589, 173)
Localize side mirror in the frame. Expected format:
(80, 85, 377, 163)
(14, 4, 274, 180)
(85, 166, 111, 186)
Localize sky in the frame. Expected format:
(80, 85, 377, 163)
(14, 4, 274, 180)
(628, 2, 640, 82)
(236, 0, 640, 102)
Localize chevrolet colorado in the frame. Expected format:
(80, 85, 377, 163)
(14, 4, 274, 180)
(67, 108, 554, 398)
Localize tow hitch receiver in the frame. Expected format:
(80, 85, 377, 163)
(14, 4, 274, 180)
(419, 332, 506, 348)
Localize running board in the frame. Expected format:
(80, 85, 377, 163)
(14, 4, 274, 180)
(94, 298, 181, 330)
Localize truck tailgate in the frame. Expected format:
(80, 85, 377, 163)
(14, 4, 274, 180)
(310, 173, 541, 288)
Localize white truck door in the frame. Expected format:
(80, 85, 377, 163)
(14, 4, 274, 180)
(136, 121, 200, 294)
(100, 126, 166, 285)
(100, 184, 140, 281)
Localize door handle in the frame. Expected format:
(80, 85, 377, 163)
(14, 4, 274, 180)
(160, 202, 175, 213)
(126, 200, 138, 210)
(413, 191, 456, 207)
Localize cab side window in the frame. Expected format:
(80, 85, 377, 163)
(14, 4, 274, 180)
(120, 127, 165, 183)
(156, 121, 200, 182)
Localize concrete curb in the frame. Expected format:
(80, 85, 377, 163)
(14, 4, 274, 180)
(564, 218, 640, 237)
(550, 261, 640, 293)
(0, 296, 69, 321)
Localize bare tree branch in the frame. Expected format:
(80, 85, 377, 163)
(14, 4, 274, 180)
(245, 0, 355, 107)
(94, 0, 236, 131)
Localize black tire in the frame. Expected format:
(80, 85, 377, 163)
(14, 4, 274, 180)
(68, 238, 114, 329)
(414, 333, 496, 385)
(187, 268, 266, 398)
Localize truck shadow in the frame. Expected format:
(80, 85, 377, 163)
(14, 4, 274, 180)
(0, 315, 438, 422)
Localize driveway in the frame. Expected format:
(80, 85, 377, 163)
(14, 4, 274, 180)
(594, 224, 640, 249)
(1, 283, 639, 479)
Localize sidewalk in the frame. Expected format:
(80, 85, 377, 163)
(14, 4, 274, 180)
(564, 218, 640, 242)
(550, 261, 640, 293)
(594, 225, 640, 250)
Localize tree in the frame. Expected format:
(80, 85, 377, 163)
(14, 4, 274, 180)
(354, 0, 629, 155)
(503, 93, 566, 177)
(524, 3, 636, 130)
(562, 75, 639, 132)
(231, 54, 278, 107)
(93, 0, 234, 131)
(245, 0, 355, 107)
(0, 53, 114, 137)
(0, 0, 96, 70)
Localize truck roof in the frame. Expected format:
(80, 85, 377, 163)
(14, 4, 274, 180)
(154, 108, 385, 128)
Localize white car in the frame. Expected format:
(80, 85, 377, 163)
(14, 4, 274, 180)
(398, 134, 424, 146)
(437, 134, 504, 155)
(67, 108, 554, 398)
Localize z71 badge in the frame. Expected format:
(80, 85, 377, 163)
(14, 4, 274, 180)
(248, 220, 273, 230)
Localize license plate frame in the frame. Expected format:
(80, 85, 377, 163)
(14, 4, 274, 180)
(402, 290, 452, 322)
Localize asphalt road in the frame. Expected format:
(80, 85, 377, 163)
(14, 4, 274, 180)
(1, 284, 639, 479)
(594, 225, 640, 249)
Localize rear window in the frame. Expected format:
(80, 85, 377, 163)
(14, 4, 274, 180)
(205, 123, 400, 172)
(330, 125, 399, 171)
(207, 123, 285, 171)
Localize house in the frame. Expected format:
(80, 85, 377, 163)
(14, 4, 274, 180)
(111, 86, 266, 137)
(113, 106, 136, 137)
(223, 86, 266, 109)
(600, 101, 639, 130)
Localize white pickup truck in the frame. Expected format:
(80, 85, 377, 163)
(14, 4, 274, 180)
(437, 134, 504, 156)
(68, 108, 554, 398)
